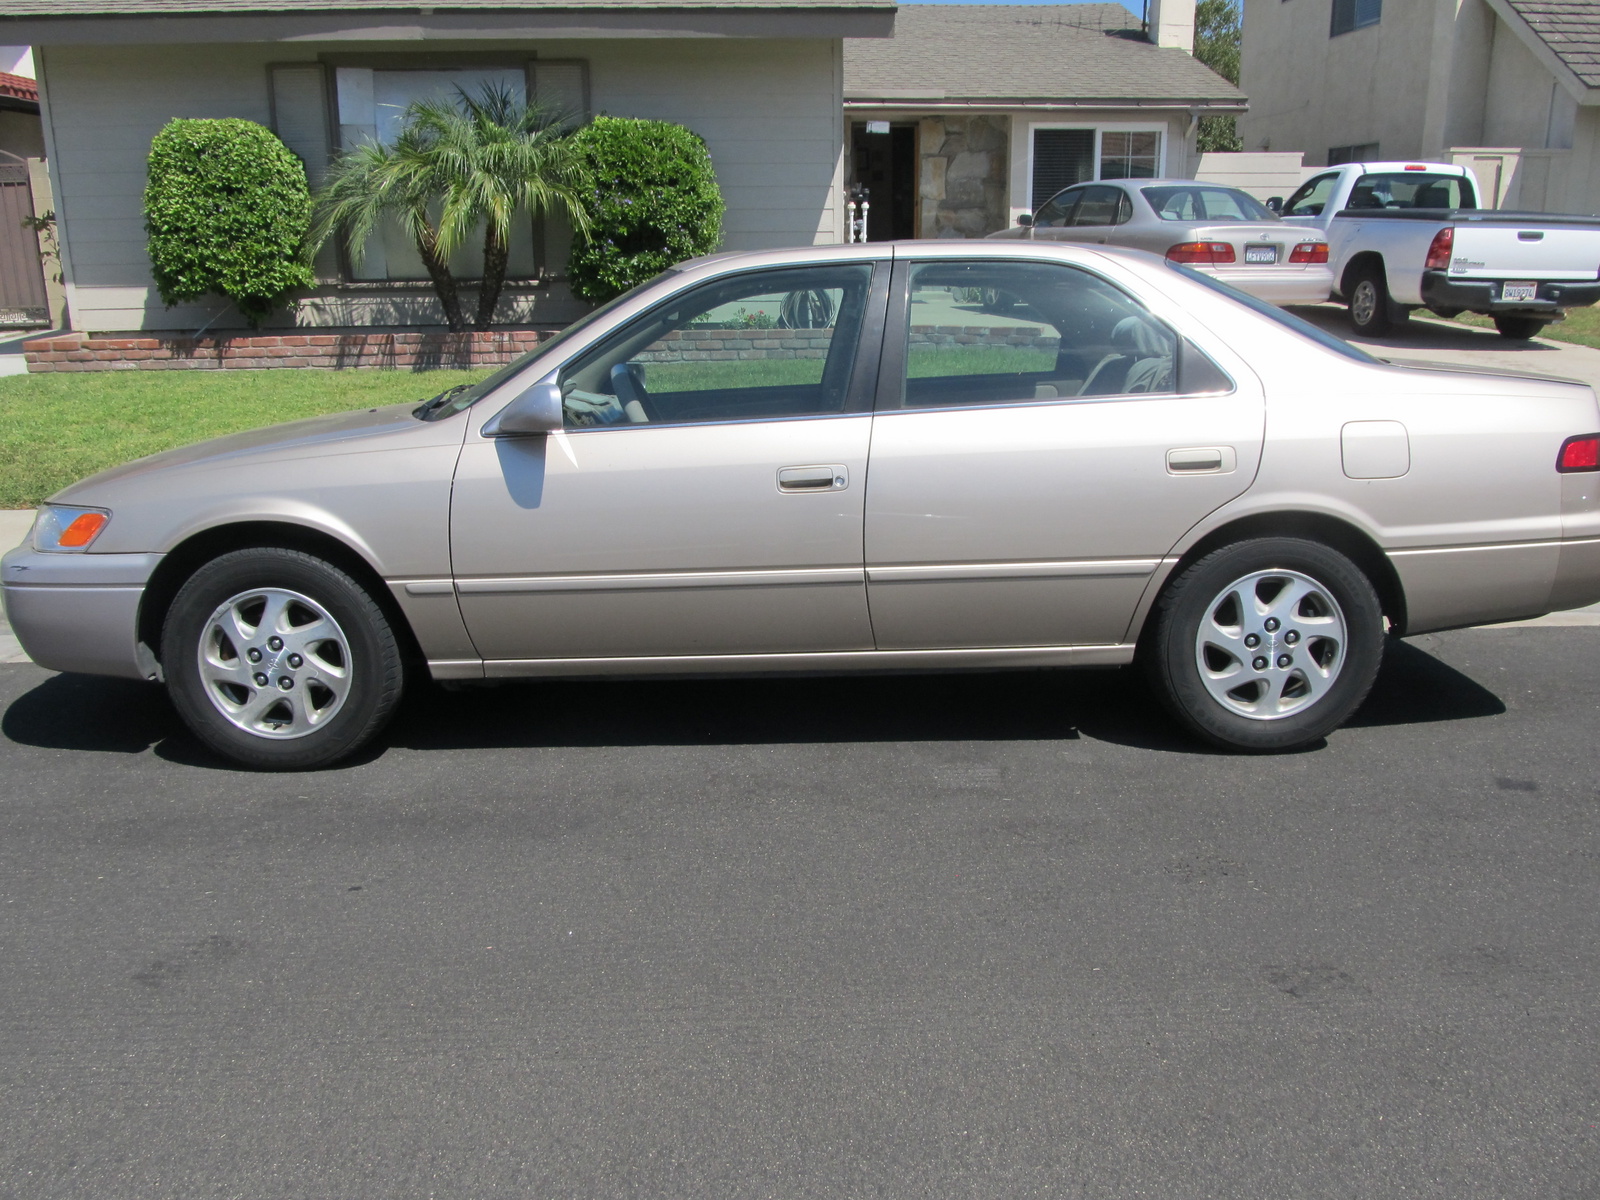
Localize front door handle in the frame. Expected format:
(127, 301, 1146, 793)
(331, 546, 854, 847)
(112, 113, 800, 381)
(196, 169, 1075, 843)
(778, 465, 848, 492)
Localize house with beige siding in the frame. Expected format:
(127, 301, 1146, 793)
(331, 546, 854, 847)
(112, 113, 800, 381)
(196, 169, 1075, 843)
(842, 1, 1243, 240)
(1, 0, 891, 334)
(1240, 0, 1600, 213)
(1, 0, 1243, 338)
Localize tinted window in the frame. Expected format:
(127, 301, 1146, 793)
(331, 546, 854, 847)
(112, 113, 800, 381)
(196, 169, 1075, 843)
(1142, 186, 1273, 222)
(1071, 185, 1127, 226)
(1282, 173, 1340, 217)
(1033, 187, 1082, 228)
(1331, 0, 1381, 36)
(894, 260, 1178, 411)
(1346, 172, 1475, 210)
(559, 264, 874, 427)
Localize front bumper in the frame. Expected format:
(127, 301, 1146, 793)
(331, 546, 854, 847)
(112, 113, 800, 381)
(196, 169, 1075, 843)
(1, 545, 163, 679)
(1420, 271, 1600, 315)
(1202, 265, 1335, 306)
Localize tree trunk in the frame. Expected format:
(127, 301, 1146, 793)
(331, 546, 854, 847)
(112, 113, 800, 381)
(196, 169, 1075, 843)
(416, 224, 467, 332)
(475, 225, 509, 330)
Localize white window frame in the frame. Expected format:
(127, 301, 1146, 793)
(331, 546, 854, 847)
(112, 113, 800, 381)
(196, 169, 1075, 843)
(1025, 121, 1168, 210)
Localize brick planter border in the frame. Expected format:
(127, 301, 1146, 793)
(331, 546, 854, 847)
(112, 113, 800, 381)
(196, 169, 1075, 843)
(23, 328, 559, 373)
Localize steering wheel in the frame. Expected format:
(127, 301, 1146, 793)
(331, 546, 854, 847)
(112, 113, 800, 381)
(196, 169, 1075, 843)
(609, 362, 657, 421)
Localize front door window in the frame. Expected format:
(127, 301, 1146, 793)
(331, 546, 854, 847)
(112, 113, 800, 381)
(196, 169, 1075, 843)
(557, 265, 875, 428)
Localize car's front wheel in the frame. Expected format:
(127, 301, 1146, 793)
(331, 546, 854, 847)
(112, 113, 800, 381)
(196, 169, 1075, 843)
(161, 547, 404, 769)
(1144, 538, 1385, 752)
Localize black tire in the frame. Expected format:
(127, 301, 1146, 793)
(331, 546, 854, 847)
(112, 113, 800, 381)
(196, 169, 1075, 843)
(161, 547, 404, 770)
(1428, 306, 1463, 320)
(1143, 538, 1385, 752)
(1493, 315, 1545, 340)
(1346, 264, 1405, 337)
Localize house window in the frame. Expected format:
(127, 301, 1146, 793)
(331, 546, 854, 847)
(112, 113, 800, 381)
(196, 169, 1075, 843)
(1330, 0, 1380, 36)
(335, 66, 537, 283)
(1030, 127, 1163, 211)
(1032, 130, 1094, 209)
(1328, 141, 1380, 166)
(1099, 131, 1160, 180)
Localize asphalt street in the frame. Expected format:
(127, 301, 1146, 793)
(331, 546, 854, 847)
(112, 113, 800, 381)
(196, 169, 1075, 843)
(1, 627, 1597, 1198)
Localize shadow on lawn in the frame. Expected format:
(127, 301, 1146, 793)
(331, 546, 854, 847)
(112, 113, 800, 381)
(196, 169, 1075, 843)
(1, 636, 1504, 771)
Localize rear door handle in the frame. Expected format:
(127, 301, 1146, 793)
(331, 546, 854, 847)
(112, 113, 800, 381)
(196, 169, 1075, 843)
(1166, 447, 1236, 474)
(778, 465, 848, 492)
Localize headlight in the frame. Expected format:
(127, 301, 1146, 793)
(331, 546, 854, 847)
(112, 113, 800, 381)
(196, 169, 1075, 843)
(31, 504, 111, 552)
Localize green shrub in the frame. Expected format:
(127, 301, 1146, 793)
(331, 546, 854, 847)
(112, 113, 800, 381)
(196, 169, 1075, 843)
(567, 116, 724, 305)
(144, 118, 314, 326)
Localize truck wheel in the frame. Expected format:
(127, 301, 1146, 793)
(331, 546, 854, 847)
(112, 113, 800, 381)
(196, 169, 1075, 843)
(1493, 315, 1545, 340)
(1347, 266, 1397, 337)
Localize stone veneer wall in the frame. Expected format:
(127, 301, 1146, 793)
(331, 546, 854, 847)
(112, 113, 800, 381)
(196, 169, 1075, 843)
(23, 329, 556, 372)
(917, 116, 1010, 239)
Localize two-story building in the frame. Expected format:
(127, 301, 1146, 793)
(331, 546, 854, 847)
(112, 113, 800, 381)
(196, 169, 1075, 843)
(1240, 0, 1600, 212)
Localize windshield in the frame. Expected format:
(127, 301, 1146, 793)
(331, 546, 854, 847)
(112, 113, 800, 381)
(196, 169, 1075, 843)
(417, 271, 680, 421)
(1141, 185, 1274, 222)
(1165, 262, 1378, 364)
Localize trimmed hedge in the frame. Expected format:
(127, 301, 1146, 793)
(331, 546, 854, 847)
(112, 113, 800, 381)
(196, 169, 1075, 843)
(144, 119, 314, 326)
(567, 116, 724, 305)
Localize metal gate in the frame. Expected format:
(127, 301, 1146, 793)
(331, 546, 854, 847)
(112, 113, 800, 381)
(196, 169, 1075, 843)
(0, 150, 48, 327)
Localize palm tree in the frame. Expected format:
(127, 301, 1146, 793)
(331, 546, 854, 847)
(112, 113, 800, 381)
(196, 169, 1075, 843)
(314, 85, 590, 331)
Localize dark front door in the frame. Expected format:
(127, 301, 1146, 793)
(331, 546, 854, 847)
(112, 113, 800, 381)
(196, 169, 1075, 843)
(851, 122, 915, 242)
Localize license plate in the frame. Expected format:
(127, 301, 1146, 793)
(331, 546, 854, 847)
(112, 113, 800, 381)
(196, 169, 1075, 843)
(1244, 245, 1279, 264)
(1502, 281, 1537, 301)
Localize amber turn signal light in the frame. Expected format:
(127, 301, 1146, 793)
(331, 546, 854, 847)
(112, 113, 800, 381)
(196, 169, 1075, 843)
(56, 512, 108, 547)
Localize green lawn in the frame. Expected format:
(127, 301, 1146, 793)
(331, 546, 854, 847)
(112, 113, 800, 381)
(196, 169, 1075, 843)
(0, 368, 485, 509)
(1425, 303, 1600, 350)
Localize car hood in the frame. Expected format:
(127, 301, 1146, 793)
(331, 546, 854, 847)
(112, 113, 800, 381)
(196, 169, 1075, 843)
(53, 402, 436, 502)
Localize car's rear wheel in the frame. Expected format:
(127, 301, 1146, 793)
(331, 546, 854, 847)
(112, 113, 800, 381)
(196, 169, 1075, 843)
(161, 547, 404, 770)
(1493, 315, 1545, 340)
(1144, 538, 1385, 752)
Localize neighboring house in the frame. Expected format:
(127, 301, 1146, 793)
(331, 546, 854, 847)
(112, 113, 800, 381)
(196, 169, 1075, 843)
(0, 0, 892, 334)
(1239, 0, 1600, 212)
(843, 1, 1245, 239)
(0, 45, 44, 161)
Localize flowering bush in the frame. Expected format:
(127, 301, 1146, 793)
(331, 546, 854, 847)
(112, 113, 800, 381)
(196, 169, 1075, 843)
(566, 116, 724, 304)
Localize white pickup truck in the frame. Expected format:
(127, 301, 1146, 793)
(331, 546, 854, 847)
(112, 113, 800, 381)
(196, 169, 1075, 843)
(1272, 160, 1600, 339)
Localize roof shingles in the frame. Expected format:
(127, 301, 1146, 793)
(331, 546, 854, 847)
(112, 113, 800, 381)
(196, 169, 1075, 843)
(844, 5, 1243, 106)
(1504, 0, 1600, 87)
(0, 0, 887, 13)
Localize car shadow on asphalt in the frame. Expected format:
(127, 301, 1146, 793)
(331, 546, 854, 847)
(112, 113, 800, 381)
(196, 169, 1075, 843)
(0, 638, 1506, 770)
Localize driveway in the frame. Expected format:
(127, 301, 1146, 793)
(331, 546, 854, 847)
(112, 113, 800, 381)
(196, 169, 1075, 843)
(1292, 303, 1600, 390)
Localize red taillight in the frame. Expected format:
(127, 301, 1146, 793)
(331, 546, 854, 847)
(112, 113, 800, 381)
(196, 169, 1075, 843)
(1288, 242, 1329, 263)
(1165, 242, 1236, 265)
(1425, 226, 1455, 271)
(1558, 434, 1600, 472)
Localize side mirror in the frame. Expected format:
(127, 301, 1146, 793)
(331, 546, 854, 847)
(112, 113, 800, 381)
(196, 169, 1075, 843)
(1016, 212, 1034, 227)
(1265, 196, 1284, 214)
(481, 381, 563, 437)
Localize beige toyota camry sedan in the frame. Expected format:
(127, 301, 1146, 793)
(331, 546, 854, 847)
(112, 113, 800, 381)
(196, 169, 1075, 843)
(6, 242, 1599, 769)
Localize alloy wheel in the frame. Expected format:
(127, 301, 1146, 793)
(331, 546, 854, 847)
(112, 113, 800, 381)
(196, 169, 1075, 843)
(1193, 569, 1347, 720)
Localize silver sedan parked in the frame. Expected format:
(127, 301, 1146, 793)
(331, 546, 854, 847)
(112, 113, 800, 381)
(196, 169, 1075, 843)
(6, 241, 1599, 769)
(988, 179, 1335, 305)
